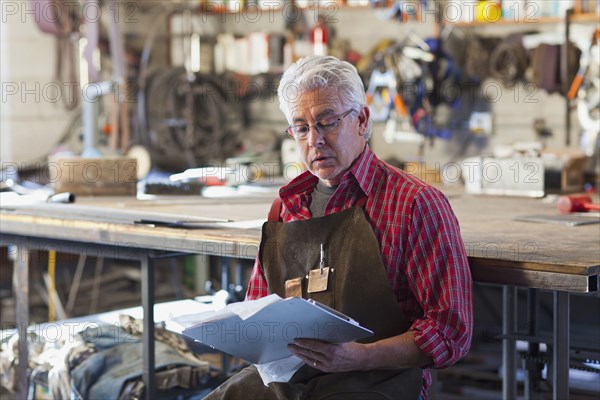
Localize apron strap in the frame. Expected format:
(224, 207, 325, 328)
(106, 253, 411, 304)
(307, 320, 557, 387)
(268, 197, 282, 222)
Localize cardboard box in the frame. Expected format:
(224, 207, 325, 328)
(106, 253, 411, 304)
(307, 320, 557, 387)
(49, 156, 137, 196)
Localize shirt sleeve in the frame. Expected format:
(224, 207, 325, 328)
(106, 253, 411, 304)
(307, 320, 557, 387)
(405, 186, 473, 368)
(245, 256, 269, 300)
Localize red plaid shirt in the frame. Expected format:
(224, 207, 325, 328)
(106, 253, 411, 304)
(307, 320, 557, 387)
(247, 146, 473, 397)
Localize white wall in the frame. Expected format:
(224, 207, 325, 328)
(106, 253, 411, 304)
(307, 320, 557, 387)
(1, 1, 74, 167)
(1, 17, 11, 164)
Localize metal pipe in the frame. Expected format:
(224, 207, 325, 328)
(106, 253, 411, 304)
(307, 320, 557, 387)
(82, 80, 114, 157)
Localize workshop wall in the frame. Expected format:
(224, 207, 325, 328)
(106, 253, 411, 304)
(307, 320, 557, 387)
(381, 18, 592, 168)
(1, 14, 72, 165)
(1, 3, 593, 173)
(213, 6, 589, 169)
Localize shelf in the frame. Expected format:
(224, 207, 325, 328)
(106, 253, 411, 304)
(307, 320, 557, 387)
(445, 13, 598, 27)
(188, 1, 369, 15)
(570, 13, 600, 23)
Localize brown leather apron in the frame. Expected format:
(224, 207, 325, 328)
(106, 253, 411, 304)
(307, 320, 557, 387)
(206, 206, 422, 400)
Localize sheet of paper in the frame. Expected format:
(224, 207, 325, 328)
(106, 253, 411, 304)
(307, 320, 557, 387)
(177, 295, 373, 364)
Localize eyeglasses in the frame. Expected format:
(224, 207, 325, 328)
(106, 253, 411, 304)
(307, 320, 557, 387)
(286, 109, 355, 140)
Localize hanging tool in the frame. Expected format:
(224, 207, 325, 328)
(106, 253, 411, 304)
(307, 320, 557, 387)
(366, 68, 409, 122)
(365, 59, 419, 144)
(31, 0, 81, 110)
(106, 0, 129, 153)
(567, 29, 600, 101)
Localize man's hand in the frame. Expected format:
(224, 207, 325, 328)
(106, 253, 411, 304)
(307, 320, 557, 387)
(288, 332, 433, 372)
(288, 339, 369, 372)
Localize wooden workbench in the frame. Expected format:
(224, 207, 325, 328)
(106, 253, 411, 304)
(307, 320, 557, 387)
(1, 191, 598, 399)
(450, 193, 599, 292)
(3, 193, 598, 290)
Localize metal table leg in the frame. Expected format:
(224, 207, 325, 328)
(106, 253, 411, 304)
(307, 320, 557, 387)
(220, 257, 230, 374)
(502, 286, 517, 400)
(553, 291, 569, 400)
(2, 235, 179, 400)
(524, 288, 543, 400)
(15, 242, 30, 399)
(141, 254, 156, 400)
(221, 256, 230, 293)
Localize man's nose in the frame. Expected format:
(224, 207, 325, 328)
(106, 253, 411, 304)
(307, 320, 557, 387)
(307, 125, 325, 147)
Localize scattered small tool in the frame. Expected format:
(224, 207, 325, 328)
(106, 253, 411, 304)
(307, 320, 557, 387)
(557, 194, 600, 213)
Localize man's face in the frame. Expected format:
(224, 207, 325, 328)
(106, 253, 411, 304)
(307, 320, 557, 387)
(288, 88, 370, 186)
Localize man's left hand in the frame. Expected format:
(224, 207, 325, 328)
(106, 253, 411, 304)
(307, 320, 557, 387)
(288, 339, 369, 372)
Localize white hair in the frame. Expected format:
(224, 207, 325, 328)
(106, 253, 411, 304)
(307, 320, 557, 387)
(277, 55, 372, 140)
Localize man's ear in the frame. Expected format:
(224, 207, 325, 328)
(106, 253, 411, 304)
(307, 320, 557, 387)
(357, 105, 370, 136)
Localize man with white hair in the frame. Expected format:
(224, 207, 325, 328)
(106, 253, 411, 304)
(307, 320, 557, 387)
(205, 55, 472, 400)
